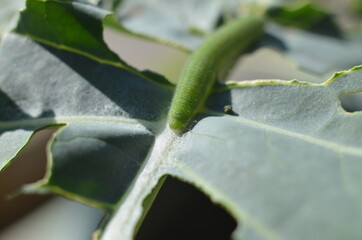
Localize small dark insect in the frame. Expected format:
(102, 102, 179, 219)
(224, 105, 235, 115)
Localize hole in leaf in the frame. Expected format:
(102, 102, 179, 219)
(0, 128, 56, 230)
(340, 92, 362, 112)
(135, 176, 237, 240)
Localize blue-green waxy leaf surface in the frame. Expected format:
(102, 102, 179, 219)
(0, 0, 172, 209)
(101, 66, 362, 240)
(106, 0, 362, 75)
(3, 1, 362, 240)
(265, 23, 362, 74)
(46, 122, 154, 207)
(113, 0, 222, 49)
(170, 67, 362, 240)
(0, 0, 25, 39)
(0, 129, 33, 170)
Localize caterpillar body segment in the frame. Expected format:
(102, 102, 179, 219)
(168, 16, 264, 134)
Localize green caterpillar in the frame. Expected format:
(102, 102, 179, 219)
(168, 15, 264, 134)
